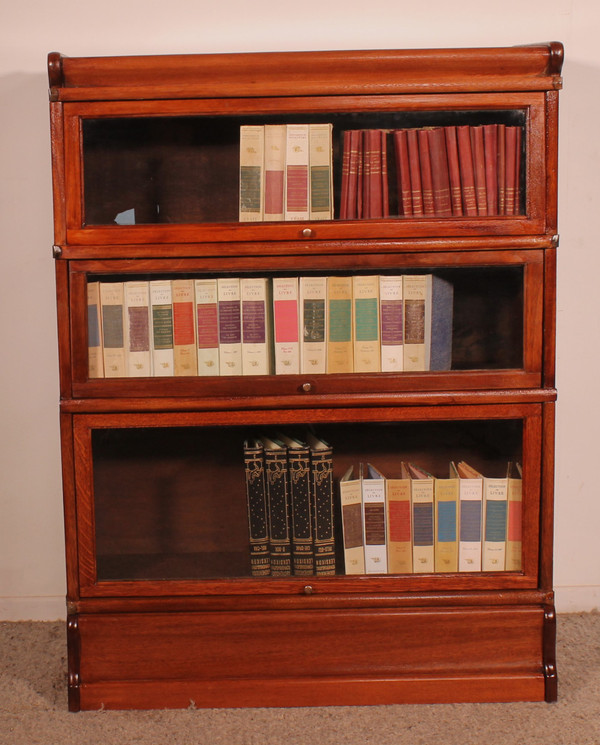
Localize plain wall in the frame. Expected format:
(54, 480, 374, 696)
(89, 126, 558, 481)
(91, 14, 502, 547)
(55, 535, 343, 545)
(1, 0, 598, 619)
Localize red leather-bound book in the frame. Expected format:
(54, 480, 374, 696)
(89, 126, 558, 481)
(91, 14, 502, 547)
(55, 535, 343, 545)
(497, 124, 506, 215)
(444, 126, 463, 216)
(428, 127, 452, 217)
(470, 125, 488, 216)
(504, 126, 518, 216)
(456, 125, 478, 216)
(417, 128, 435, 216)
(407, 129, 424, 216)
(381, 129, 390, 218)
(339, 129, 351, 220)
(483, 124, 498, 216)
(514, 126, 522, 215)
(394, 129, 413, 216)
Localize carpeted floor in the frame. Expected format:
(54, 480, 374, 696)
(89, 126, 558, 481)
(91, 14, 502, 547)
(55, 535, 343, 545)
(1, 612, 599, 745)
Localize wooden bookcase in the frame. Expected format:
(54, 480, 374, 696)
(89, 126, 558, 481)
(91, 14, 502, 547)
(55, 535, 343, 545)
(48, 43, 562, 710)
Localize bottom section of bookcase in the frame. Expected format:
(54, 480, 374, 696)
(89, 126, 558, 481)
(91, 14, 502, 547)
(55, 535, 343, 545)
(67, 604, 555, 711)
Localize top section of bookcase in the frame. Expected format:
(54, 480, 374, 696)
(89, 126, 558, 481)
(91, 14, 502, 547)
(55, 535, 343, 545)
(48, 43, 564, 102)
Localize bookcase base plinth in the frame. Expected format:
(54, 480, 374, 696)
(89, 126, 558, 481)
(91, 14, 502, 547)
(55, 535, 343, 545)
(71, 604, 551, 710)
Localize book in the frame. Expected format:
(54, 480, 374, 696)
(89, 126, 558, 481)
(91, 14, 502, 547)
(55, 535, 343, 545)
(243, 439, 270, 577)
(393, 129, 413, 216)
(217, 277, 242, 376)
(456, 125, 478, 216)
(149, 279, 174, 376)
(241, 277, 272, 376)
(408, 463, 435, 573)
(444, 125, 463, 216)
(263, 124, 286, 221)
(307, 434, 336, 575)
(403, 275, 427, 371)
(339, 466, 365, 575)
(194, 278, 220, 376)
(483, 124, 499, 216)
(505, 462, 523, 571)
(239, 125, 264, 222)
(326, 275, 354, 373)
(171, 278, 198, 376)
(426, 274, 454, 372)
(361, 463, 387, 573)
(260, 436, 292, 576)
(353, 274, 380, 373)
(278, 434, 314, 576)
(428, 127, 452, 217)
(434, 472, 459, 572)
(285, 124, 310, 220)
(386, 465, 412, 574)
(300, 276, 327, 374)
(453, 461, 483, 572)
(417, 128, 435, 216)
(87, 280, 104, 378)
(339, 130, 352, 220)
(482, 472, 509, 571)
(470, 126, 488, 216)
(406, 129, 424, 216)
(100, 282, 126, 378)
(124, 280, 152, 377)
(272, 277, 300, 374)
(379, 275, 404, 372)
(309, 123, 333, 220)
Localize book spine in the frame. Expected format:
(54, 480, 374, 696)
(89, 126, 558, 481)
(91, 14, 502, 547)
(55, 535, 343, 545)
(444, 126, 463, 216)
(100, 281, 126, 378)
(264, 445, 292, 576)
(386, 478, 412, 574)
(172, 279, 198, 376)
(288, 445, 315, 576)
(417, 129, 435, 216)
(124, 280, 152, 377)
(272, 277, 300, 374)
(309, 123, 333, 220)
(411, 478, 435, 573)
(310, 444, 336, 576)
(149, 279, 174, 376)
(87, 281, 104, 378)
(353, 274, 380, 373)
(456, 125, 478, 216)
(241, 277, 272, 375)
(194, 278, 219, 376)
(434, 477, 459, 572)
(300, 276, 327, 374)
(470, 126, 488, 216)
(506, 469, 523, 571)
(239, 125, 264, 222)
(406, 129, 424, 216)
(482, 477, 508, 571)
(243, 441, 271, 577)
(459, 478, 483, 571)
(263, 124, 286, 221)
(326, 275, 354, 373)
(285, 124, 310, 220)
(428, 275, 454, 372)
(217, 277, 242, 376)
(339, 470, 365, 575)
(428, 127, 452, 217)
(394, 129, 413, 216)
(483, 124, 499, 216)
(362, 468, 388, 574)
(379, 275, 404, 372)
(403, 275, 427, 371)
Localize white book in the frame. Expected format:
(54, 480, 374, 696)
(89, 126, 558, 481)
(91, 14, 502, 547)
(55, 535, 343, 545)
(239, 125, 264, 222)
(453, 462, 483, 572)
(124, 281, 152, 377)
(482, 476, 509, 571)
(241, 277, 272, 375)
(408, 463, 435, 573)
(300, 276, 327, 374)
(272, 277, 300, 374)
(339, 466, 365, 575)
(194, 278, 219, 376)
(87, 281, 104, 379)
(379, 275, 404, 372)
(149, 279, 174, 377)
(362, 463, 388, 574)
(309, 123, 333, 220)
(100, 282, 126, 378)
(264, 124, 286, 221)
(285, 124, 310, 221)
(217, 277, 242, 376)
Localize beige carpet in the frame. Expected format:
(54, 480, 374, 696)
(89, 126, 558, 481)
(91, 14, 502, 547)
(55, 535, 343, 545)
(1, 612, 599, 744)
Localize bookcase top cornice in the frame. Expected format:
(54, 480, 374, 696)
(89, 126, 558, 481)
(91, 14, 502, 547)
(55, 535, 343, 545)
(47, 43, 564, 102)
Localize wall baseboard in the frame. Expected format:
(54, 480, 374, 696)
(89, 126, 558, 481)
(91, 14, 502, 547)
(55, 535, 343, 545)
(0, 589, 597, 620)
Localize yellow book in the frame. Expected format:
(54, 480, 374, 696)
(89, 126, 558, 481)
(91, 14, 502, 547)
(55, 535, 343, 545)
(87, 281, 104, 379)
(339, 466, 365, 575)
(386, 468, 412, 574)
(326, 275, 353, 373)
(506, 462, 523, 571)
(434, 474, 459, 572)
(353, 275, 380, 373)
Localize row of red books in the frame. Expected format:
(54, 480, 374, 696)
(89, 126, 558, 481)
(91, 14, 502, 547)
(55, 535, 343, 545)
(340, 124, 523, 220)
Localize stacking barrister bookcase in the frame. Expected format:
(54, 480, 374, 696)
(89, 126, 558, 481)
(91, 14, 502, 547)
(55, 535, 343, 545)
(48, 42, 563, 710)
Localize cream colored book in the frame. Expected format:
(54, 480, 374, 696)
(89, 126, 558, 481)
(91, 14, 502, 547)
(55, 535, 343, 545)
(241, 277, 272, 375)
(87, 281, 104, 378)
(300, 276, 327, 374)
(386, 466, 412, 574)
(149, 279, 174, 377)
(434, 473, 459, 573)
(194, 278, 219, 376)
(453, 461, 483, 572)
(482, 474, 509, 571)
(239, 125, 264, 222)
(506, 462, 523, 571)
(124, 280, 152, 377)
(326, 275, 353, 373)
(353, 275, 380, 373)
(379, 275, 404, 372)
(100, 281, 126, 378)
(217, 277, 242, 376)
(264, 124, 286, 221)
(309, 123, 333, 220)
(361, 463, 387, 574)
(339, 466, 365, 575)
(272, 277, 300, 374)
(408, 463, 435, 573)
(172, 278, 198, 376)
(285, 124, 310, 220)
(403, 274, 427, 371)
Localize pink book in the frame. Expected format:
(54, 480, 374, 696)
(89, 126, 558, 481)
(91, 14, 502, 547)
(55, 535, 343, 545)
(272, 277, 299, 374)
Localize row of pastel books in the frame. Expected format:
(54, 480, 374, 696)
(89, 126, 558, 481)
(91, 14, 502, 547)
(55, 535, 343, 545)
(341, 461, 522, 575)
(340, 124, 523, 220)
(87, 273, 453, 378)
(244, 434, 336, 577)
(239, 123, 333, 222)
